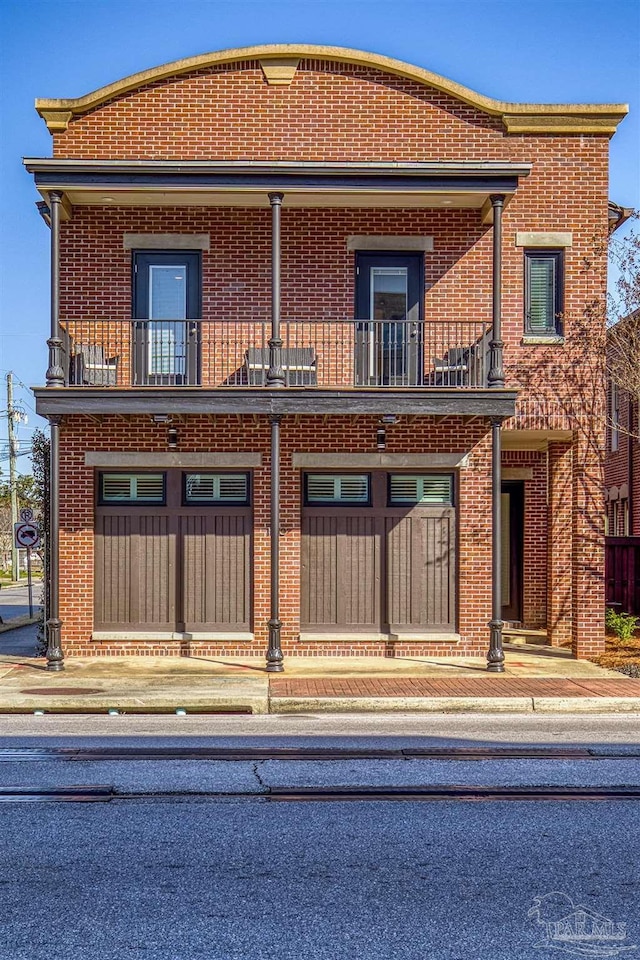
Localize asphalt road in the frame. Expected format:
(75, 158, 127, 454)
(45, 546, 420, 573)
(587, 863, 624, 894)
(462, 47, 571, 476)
(0, 716, 638, 960)
(2, 795, 638, 960)
(0, 622, 40, 656)
(0, 583, 42, 623)
(1, 711, 640, 745)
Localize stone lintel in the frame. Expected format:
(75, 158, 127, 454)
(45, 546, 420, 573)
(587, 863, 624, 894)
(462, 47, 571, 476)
(291, 452, 470, 469)
(85, 452, 262, 468)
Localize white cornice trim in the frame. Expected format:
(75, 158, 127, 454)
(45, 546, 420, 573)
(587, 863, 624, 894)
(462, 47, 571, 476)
(34, 44, 628, 136)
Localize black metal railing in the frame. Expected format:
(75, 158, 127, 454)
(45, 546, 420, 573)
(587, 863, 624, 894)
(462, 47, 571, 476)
(59, 319, 491, 389)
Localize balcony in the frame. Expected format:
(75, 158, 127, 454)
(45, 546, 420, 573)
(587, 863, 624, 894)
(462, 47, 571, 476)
(59, 318, 492, 390)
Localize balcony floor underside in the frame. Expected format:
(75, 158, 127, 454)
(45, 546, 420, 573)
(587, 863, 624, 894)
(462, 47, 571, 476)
(34, 387, 518, 418)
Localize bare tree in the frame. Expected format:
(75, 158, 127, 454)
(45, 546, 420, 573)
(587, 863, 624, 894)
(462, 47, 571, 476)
(607, 214, 640, 417)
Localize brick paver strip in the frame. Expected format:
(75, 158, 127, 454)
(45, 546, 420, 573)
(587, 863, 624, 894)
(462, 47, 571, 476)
(269, 677, 640, 699)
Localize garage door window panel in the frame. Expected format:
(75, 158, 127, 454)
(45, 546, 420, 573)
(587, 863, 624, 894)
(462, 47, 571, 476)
(184, 473, 251, 506)
(304, 474, 371, 506)
(99, 473, 166, 505)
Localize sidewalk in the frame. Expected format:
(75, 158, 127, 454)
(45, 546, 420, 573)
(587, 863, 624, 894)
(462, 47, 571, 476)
(0, 645, 639, 714)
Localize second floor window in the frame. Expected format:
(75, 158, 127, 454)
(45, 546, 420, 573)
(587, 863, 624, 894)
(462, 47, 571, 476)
(610, 381, 620, 452)
(524, 250, 563, 336)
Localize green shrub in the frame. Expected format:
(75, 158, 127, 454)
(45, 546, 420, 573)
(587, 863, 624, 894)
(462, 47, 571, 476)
(605, 608, 639, 641)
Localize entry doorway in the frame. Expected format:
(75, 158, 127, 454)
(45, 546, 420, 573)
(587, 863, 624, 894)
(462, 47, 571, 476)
(501, 481, 524, 622)
(354, 253, 424, 386)
(132, 251, 201, 386)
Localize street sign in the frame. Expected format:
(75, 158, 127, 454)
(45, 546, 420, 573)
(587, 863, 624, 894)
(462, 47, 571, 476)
(19, 507, 34, 523)
(14, 522, 40, 549)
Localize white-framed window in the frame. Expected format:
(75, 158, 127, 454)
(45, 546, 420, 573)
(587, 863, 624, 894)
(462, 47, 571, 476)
(609, 498, 630, 537)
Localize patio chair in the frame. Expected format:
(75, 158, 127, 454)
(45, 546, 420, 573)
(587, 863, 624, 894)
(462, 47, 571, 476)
(245, 347, 317, 386)
(433, 347, 469, 386)
(71, 343, 119, 386)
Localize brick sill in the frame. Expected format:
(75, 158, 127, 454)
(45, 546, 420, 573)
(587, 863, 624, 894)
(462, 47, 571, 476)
(299, 632, 461, 644)
(91, 631, 255, 642)
(521, 335, 565, 346)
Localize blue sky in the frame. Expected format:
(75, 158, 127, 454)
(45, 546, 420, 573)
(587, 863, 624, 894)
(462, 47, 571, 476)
(1, 0, 639, 475)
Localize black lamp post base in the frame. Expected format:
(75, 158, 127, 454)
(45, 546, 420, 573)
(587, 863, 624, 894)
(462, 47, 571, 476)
(45, 618, 65, 671)
(487, 619, 505, 672)
(266, 619, 284, 672)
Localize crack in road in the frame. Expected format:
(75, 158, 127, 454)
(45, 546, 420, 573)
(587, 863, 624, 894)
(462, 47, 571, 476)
(251, 760, 268, 791)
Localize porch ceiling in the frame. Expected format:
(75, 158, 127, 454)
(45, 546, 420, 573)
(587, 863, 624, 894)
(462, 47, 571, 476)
(501, 429, 573, 450)
(24, 159, 530, 214)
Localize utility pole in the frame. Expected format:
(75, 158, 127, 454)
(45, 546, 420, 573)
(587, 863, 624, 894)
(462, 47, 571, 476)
(7, 373, 19, 582)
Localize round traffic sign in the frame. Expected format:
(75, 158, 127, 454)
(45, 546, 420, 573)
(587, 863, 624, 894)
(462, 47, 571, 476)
(15, 522, 40, 549)
(19, 507, 34, 523)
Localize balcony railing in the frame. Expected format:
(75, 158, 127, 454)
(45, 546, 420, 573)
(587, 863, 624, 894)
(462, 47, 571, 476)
(59, 319, 492, 389)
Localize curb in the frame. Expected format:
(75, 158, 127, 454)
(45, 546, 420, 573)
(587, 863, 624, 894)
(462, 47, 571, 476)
(269, 695, 640, 714)
(0, 694, 639, 716)
(0, 696, 269, 716)
(0, 616, 40, 634)
(270, 696, 534, 713)
(532, 697, 640, 713)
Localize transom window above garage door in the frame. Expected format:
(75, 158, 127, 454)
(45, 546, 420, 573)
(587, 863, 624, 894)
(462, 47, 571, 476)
(388, 474, 454, 505)
(99, 473, 166, 504)
(305, 474, 371, 505)
(184, 473, 250, 505)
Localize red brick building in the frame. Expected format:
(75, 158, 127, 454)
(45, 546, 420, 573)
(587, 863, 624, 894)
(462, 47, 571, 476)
(605, 310, 640, 538)
(25, 44, 628, 670)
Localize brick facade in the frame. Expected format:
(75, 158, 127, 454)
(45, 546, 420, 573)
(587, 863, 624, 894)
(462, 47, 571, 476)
(605, 381, 638, 536)
(31, 47, 617, 659)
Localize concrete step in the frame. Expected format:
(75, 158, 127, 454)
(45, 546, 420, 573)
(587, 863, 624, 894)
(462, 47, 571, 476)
(503, 627, 549, 646)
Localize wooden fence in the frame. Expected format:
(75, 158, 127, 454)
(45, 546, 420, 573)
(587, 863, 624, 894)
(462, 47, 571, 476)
(606, 537, 640, 614)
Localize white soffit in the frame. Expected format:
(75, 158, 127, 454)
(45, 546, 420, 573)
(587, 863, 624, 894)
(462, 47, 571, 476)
(64, 189, 492, 210)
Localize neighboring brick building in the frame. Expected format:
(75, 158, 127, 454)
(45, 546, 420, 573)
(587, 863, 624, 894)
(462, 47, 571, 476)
(26, 44, 628, 670)
(605, 310, 640, 537)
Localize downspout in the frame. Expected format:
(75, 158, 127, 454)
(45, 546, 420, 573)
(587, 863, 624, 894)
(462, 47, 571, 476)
(266, 192, 285, 672)
(487, 193, 506, 673)
(45, 191, 64, 671)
